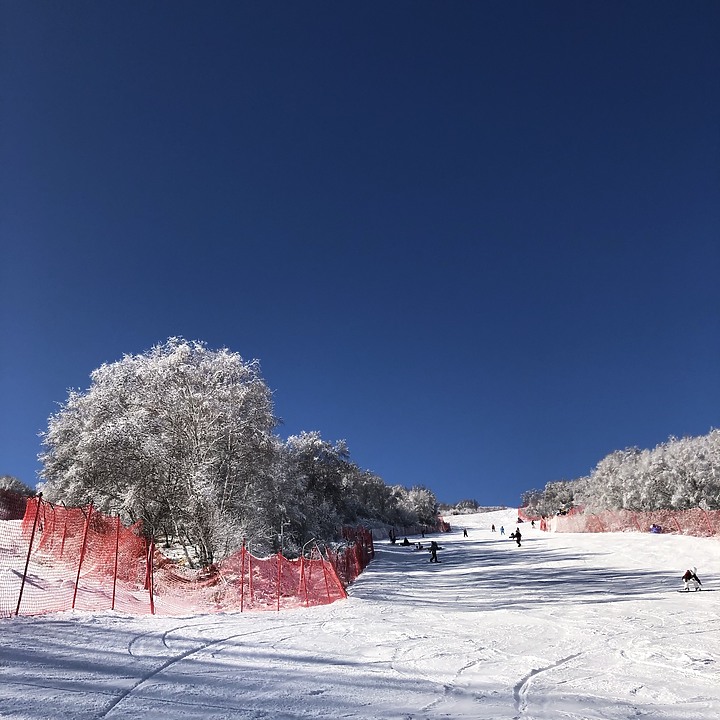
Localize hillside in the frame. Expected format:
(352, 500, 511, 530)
(1, 509, 718, 719)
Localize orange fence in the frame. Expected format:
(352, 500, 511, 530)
(1, 493, 374, 618)
(517, 506, 720, 536)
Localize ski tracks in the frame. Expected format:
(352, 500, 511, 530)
(512, 652, 583, 720)
(101, 617, 317, 719)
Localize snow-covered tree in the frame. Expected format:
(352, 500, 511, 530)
(0, 475, 35, 496)
(279, 431, 353, 552)
(39, 338, 277, 565)
(404, 485, 439, 526)
(529, 428, 720, 515)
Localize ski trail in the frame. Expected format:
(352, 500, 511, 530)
(513, 652, 583, 719)
(103, 619, 318, 718)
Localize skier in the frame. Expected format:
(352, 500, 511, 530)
(463, 528, 468, 537)
(500, 526, 505, 536)
(429, 540, 440, 563)
(514, 527, 522, 547)
(491, 524, 496, 532)
(682, 567, 701, 591)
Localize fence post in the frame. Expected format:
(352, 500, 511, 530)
(248, 550, 253, 603)
(15, 494, 43, 617)
(59, 506, 68, 559)
(240, 540, 246, 613)
(701, 509, 714, 536)
(72, 504, 93, 610)
(322, 547, 348, 600)
(299, 555, 310, 607)
(147, 539, 155, 615)
(111, 515, 120, 611)
(316, 543, 333, 603)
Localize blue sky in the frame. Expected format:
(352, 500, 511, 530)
(2, 2, 719, 506)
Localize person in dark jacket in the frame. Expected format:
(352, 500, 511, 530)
(429, 540, 440, 563)
(514, 527, 522, 547)
(682, 567, 701, 591)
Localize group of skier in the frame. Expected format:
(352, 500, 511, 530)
(389, 523, 706, 590)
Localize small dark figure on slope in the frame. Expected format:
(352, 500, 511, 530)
(682, 567, 701, 591)
(429, 540, 440, 563)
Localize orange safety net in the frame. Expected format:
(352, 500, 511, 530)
(542, 507, 720, 536)
(3, 496, 152, 617)
(151, 545, 349, 615)
(1, 492, 373, 618)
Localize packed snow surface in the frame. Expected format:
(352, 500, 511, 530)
(1, 509, 719, 719)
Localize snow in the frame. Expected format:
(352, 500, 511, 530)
(1, 508, 719, 719)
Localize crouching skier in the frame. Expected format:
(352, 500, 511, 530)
(682, 567, 702, 591)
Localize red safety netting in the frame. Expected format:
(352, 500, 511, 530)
(545, 507, 720, 536)
(4, 496, 153, 617)
(1, 492, 373, 619)
(326, 526, 375, 587)
(151, 544, 350, 615)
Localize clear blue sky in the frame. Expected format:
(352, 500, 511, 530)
(2, 2, 719, 507)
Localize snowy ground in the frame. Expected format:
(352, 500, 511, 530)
(1, 508, 719, 720)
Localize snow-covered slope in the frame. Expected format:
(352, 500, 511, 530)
(1, 508, 718, 719)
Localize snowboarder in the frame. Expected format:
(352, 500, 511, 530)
(463, 528, 468, 537)
(429, 540, 440, 563)
(491, 524, 496, 532)
(514, 528, 522, 547)
(682, 567, 701, 591)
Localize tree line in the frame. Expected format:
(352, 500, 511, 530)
(36, 338, 439, 566)
(521, 429, 720, 517)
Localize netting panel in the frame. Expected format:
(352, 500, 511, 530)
(547, 508, 720, 535)
(2, 492, 374, 618)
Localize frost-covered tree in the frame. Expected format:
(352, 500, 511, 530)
(528, 429, 720, 515)
(404, 485, 439, 526)
(279, 431, 353, 552)
(340, 468, 394, 523)
(0, 475, 35, 496)
(521, 480, 582, 516)
(39, 338, 277, 565)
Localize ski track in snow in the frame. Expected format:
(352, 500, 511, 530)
(512, 653, 584, 719)
(106, 619, 322, 718)
(2, 509, 720, 719)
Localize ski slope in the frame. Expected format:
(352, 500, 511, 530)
(1, 508, 718, 719)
